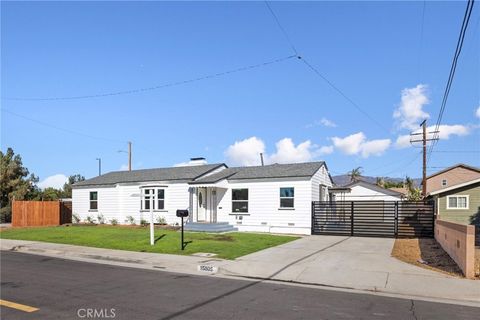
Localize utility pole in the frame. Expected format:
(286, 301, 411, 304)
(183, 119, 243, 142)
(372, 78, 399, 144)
(119, 142, 132, 171)
(128, 141, 132, 171)
(260, 153, 265, 166)
(410, 120, 438, 198)
(421, 120, 427, 198)
(96, 158, 102, 176)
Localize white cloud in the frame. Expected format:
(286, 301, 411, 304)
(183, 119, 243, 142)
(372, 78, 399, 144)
(318, 145, 334, 155)
(393, 84, 430, 130)
(269, 138, 314, 164)
(37, 174, 68, 190)
(396, 124, 471, 148)
(331, 132, 391, 158)
(225, 137, 325, 166)
(395, 134, 411, 149)
(476, 106, 480, 119)
(320, 118, 337, 127)
(331, 132, 366, 155)
(428, 124, 470, 140)
(119, 164, 129, 171)
(306, 117, 337, 128)
(360, 139, 391, 157)
(225, 136, 266, 166)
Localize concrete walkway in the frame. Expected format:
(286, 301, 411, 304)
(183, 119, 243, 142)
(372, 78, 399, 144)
(1, 237, 479, 306)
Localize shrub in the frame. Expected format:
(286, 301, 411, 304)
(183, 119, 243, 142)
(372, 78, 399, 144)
(110, 218, 118, 226)
(72, 213, 81, 224)
(0, 205, 12, 223)
(140, 219, 148, 227)
(125, 215, 135, 225)
(85, 215, 96, 224)
(156, 216, 167, 225)
(97, 214, 106, 224)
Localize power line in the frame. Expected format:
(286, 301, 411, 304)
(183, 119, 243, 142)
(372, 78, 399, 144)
(2, 108, 125, 143)
(264, 1, 299, 56)
(299, 57, 390, 132)
(2, 55, 296, 101)
(376, 151, 422, 177)
(427, 0, 475, 163)
(263, 2, 389, 133)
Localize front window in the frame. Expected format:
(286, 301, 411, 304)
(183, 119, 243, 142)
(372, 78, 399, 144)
(232, 189, 248, 213)
(447, 195, 468, 209)
(280, 187, 294, 208)
(442, 179, 447, 186)
(141, 188, 165, 211)
(89, 191, 98, 210)
(157, 189, 165, 210)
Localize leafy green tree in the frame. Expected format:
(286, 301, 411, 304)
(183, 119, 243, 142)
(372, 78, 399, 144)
(0, 148, 39, 222)
(41, 187, 62, 200)
(62, 174, 85, 198)
(349, 167, 363, 182)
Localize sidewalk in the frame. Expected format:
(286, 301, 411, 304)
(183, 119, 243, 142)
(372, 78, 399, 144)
(1, 237, 479, 306)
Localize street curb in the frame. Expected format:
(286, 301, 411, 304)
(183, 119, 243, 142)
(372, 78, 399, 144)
(2, 245, 479, 308)
(216, 269, 480, 308)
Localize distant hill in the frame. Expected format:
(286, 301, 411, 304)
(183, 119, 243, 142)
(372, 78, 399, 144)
(332, 175, 421, 187)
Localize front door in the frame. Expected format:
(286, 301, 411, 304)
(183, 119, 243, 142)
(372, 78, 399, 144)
(197, 188, 207, 222)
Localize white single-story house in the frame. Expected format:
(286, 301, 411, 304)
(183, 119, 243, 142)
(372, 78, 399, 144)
(328, 180, 404, 201)
(72, 160, 333, 235)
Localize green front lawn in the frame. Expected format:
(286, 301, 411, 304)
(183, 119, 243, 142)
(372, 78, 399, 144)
(0, 225, 299, 259)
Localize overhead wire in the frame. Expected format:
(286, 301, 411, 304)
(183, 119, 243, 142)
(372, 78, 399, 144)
(2, 55, 297, 101)
(427, 0, 475, 163)
(2, 108, 126, 143)
(263, 1, 390, 134)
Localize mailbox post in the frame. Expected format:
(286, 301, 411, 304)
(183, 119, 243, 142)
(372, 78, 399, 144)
(176, 210, 189, 250)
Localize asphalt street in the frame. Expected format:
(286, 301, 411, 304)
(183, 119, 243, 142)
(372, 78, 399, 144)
(1, 251, 478, 320)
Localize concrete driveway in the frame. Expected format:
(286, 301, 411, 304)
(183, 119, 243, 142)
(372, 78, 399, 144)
(219, 236, 480, 303)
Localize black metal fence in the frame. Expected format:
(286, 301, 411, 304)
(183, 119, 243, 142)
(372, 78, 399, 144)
(312, 201, 435, 238)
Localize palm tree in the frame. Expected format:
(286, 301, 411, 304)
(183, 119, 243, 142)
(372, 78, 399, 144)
(404, 176, 421, 201)
(376, 177, 385, 187)
(404, 176, 414, 192)
(349, 167, 363, 182)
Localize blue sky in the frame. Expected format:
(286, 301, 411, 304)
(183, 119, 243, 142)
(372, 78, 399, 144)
(1, 1, 479, 188)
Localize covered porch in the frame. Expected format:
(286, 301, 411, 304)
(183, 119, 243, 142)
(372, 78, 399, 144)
(186, 181, 237, 232)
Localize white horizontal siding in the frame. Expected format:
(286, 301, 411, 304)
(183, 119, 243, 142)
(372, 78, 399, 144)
(311, 164, 333, 201)
(73, 182, 191, 225)
(339, 185, 401, 201)
(72, 186, 119, 223)
(216, 178, 313, 234)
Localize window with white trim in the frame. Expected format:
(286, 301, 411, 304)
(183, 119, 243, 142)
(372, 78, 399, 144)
(232, 189, 248, 213)
(442, 179, 447, 187)
(446, 195, 469, 209)
(89, 191, 98, 210)
(280, 187, 294, 208)
(141, 187, 166, 211)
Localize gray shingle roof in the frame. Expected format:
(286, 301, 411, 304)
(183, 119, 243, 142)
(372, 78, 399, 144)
(73, 164, 225, 188)
(190, 162, 326, 184)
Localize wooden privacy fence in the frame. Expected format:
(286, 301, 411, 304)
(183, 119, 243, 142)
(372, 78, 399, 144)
(312, 200, 435, 238)
(12, 200, 72, 227)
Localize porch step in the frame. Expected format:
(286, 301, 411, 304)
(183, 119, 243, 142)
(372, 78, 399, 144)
(184, 222, 238, 233)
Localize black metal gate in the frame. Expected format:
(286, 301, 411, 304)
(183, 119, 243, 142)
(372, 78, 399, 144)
(312, 201, 434, 238)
